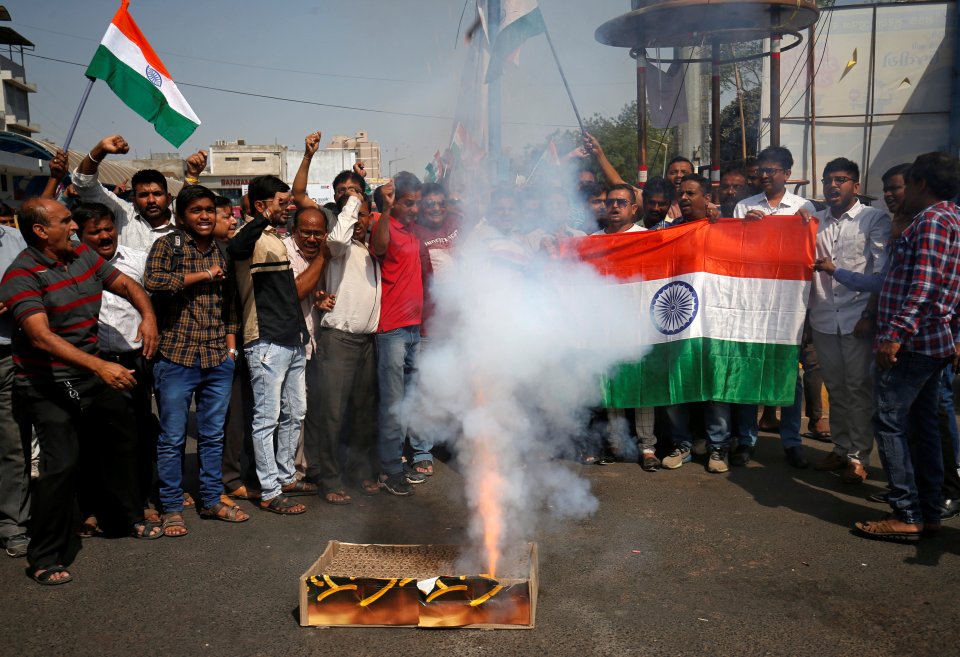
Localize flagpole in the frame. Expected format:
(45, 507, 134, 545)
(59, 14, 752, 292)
(525, 145, 549, 185)
(55, 76, 96, 196)
(539, 14, 585, 135)
(62, 77, 96, 155)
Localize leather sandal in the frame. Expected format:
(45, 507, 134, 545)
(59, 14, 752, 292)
(854, 517, 922, 541)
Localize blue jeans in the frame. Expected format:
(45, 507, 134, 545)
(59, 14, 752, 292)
(779, 371, 804, 449)
(706, 403, 758, 450)
(245, 340, 307, 501)
(940, 365, 959, 464)
(665, 404, 693, 450)
(377, 326, 421, 476)
(873, 350, 950, 524)
(154, 356, 235, 512)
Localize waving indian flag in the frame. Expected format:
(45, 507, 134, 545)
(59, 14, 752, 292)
(85, 0, 200, 147)
(485, 0, 546, 82)
(562, 217, 816, 408)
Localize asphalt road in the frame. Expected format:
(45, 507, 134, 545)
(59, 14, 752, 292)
(4, 432, 959, 657)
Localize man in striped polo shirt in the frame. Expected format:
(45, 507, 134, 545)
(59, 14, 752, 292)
(1, 198, 162, 586)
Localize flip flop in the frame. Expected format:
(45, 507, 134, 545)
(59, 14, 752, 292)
(32, 565, 72, 586)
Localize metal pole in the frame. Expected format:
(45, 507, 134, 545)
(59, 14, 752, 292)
(488, 0, 502, 184)
(808, 25, 818, 199)
(62, 77, 95, 156)
(711, 40, 721, 202)
(542, 21, 585, 134)
(770, 8, 782, 147)
(636, 49, 648, 187)
(951, 0, 960, 156)
(732, 45, 747, 163)
(56, 76, 95, 196)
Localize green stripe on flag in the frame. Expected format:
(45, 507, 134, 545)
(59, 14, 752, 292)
(601, 338, 799, 408)
(485, 7, 546, 82)
(86, 45, 198, 148)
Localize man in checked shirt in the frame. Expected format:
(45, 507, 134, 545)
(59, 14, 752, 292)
(854, 152, 960, 541)
(146, 185, 246, 537)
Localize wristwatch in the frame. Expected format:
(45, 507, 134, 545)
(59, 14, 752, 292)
(227, 348, 239, 357)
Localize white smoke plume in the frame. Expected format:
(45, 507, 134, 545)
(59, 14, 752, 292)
(406, 232, 651, 576)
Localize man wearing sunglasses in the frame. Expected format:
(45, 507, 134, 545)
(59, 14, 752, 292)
(592, 185, 645, 235)
(808, 159, 890, 484)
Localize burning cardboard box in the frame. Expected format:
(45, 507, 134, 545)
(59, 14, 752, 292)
(299, 541, 538, 629)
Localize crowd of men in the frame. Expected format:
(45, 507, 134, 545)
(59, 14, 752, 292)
(0, 127, 958, 586)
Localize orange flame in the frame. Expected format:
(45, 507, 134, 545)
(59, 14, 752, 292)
(475, 438, 503, 577)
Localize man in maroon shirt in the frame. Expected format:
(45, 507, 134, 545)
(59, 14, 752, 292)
(371, 173, 427, 496)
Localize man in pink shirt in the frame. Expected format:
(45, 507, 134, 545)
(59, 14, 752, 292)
(370, 173, 427, 496)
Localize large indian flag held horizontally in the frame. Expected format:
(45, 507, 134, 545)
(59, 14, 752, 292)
(86, 0, 200, 147)
(563, 216, 815, 408)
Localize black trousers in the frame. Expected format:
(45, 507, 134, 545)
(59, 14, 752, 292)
(15, 376, 141, 569)
(313, 328, 378, 492)
(99, 350, 158, 505)
(221, 354, 255, 492)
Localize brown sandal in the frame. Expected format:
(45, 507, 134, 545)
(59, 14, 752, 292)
(854, 517, 922, 541)
(199, 501, 250, 523)
(359, 479, 381, 495)
(162, 512, 189, 537)
(260, 495, 306, 515)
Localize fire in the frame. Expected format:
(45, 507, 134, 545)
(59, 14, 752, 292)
(475, 437, 504, 577)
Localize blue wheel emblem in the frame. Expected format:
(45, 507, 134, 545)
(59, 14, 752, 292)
(145, 65, 162, 88)
(650, 281, 699, 335)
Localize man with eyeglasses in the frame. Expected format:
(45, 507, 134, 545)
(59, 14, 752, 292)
(734, 146, 815, 220)
(282, 207, 330, 491)
(807, 158, 890, 484)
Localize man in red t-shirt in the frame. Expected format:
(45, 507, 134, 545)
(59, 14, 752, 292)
(370, 173, 427, 496)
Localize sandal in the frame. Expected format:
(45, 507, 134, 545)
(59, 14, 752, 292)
(260, 495, 306, 515)
(162, 512, 189, 537)
(131, 519, 164, 540)
(200, 501, 250, 523)
(78, 515, 100, 538)
(226, 485, 260, 501)
(183, 492, 195, 508)
(359, 479, 381, 496)
(143, 507, 161, 524)
(281, 480, 319, 497)
(32, 565, 72, 586)
(324, 490, 352, 505)
(413, 460, 434, 476)
(854, 517, 922, 541)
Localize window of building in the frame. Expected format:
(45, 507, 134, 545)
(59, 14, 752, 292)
(225, 157, 239, 162)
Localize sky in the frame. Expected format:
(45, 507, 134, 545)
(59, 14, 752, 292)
(12, 0, 643, 174)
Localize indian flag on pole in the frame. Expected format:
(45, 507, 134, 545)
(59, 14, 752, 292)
(485, 0, 546, 82)
(562, 216, 815, 408)
(85, 0, 200, 147)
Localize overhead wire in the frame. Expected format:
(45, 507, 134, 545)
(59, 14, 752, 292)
(26, 53, 580, 130)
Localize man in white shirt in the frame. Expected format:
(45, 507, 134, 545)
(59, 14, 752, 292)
(74, 202, 159, 519)
(72, 134, 206, 253)
(734, 146, 816, 220)
(591, 184, 647, 235)
(314, 192, 382, 500)
(809, 158, 890, 484)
